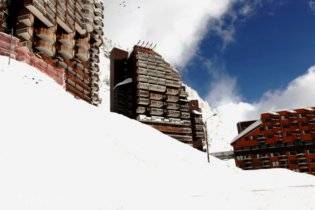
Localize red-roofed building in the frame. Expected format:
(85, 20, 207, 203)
(231, 107, 315, 175)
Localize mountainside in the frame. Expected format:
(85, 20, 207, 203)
(1, 56, 315, 210)
(185, 86, 225, 151)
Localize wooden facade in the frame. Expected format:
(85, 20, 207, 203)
(1, 0, 104, 105)
(231, 107, 315, 175)
(110, 46, 207, 150)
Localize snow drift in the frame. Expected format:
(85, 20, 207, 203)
(0, 56, 315, 210)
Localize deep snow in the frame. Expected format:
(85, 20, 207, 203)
(0, 56, 315, 210)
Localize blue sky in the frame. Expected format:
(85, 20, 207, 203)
(182, 0, 315, 103)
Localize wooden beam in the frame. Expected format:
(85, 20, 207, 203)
(25, 5, 54, 27)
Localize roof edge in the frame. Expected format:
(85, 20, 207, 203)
(230, 120, 262, 145)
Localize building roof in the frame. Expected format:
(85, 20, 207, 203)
(266, 111, 280, 115)
(231, 120, 262, 145)
(231, 106, 315, 145)
(192, 110, 202, 115)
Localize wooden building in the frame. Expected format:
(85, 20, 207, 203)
(110, 46, 207, 150)
(231, 107, 315, 175)
(1, 0, 104, 105)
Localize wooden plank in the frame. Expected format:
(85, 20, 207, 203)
(136, 106, 146, 114)
(137, 82, 149, 90)
(149, 84, 166, 93)
(57, 17, 73, 33)
(167, 110, 181, 118)
(180, 103, 189, 109)
(169, 118, 182, 125)
(157, 78, 166, 85)
(194, 116, 203, 124)
(137, 97, 150, 105)
(150, 93, 163, 100)
(182, 120, 192, 126)
(179, 90, 188, 97)
(166, 103, 180, 110)
(151, 116, 165, 122)
(195, 132, 205, 138)
(166, 95, 179, 102)
(180, 108, 189, 112)
(150, 100, 164, 108)
(137, 74, 148, 83)
(150, 124, 192, 134)
(166, 80, 181, 88)
(195, 125, 204, 131)
(148, 76, 158, 84)
(147, 69, 165, 78)
(181, 112, 191, 119)
(150, 108, 164, 116)
(166, 88, 179, 96)
(137, 67, 148, 75)
(137, 90, 149, 98)
(169, 134, 193, 142)
(25, 4, 54, 27)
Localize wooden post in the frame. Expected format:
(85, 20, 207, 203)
(8, 28, 13, 65)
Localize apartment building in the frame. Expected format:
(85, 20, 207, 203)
(110, 46, 207, 150)
(232, 107, 315, 175)
(1, 0, 104, 105)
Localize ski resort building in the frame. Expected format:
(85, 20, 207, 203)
(110, 46, 207, 150)
(0, 0, 104, 105)
(231, 107, 315, 175)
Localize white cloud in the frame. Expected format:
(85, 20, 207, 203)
(309, 0, 315, 14)
(207, 66, 315, 152)
(103, 0, 231, 66)
(249, 66, 315, 117)
(206, 72, 241, 106)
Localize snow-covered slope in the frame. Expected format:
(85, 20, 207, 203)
(1, 57, 315, 210)
(186, 85, 236, 152)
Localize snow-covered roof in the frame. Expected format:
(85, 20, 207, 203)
(114, 78, 132, 89)
(267, 112, 280, 115)
(192, 110, 202, 115)
(231, 120, 262, 144)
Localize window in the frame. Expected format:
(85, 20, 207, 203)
(308, 149, 315, 154)
(272, 161, 279, 167)
(289, 151, 296, 155)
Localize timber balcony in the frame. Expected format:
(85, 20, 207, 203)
(58, 33, 75, 47)
(35, 40, 56, 57)
(76, 48, 90, 62)
(17, 14, 34, 27)
(76, 38, 90, 50)
(36, 28, 56, 44)
(24, 0, 55, 27)
(57, 45, 74, 60)
(16, 26, 33, 41)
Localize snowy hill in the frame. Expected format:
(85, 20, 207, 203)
(186, 85, 237, 152)
(1, 56, 315, 210)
